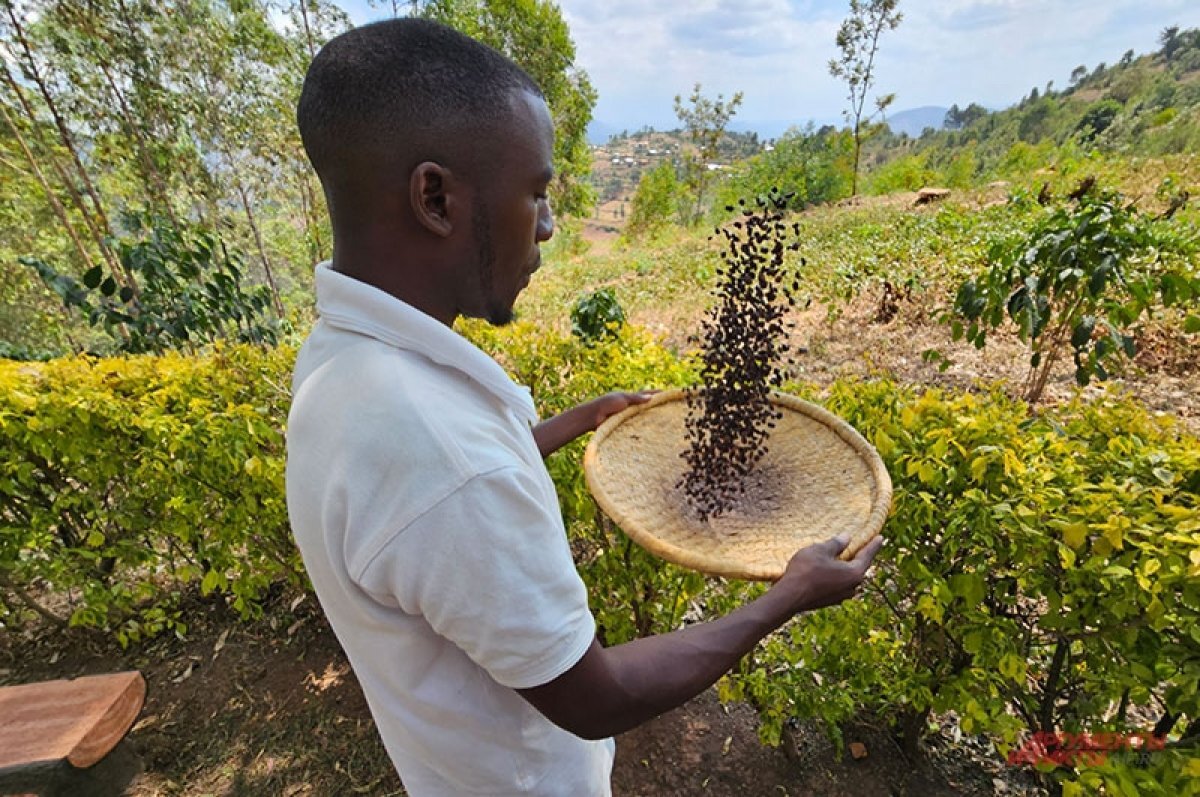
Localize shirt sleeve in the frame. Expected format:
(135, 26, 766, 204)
(356, 465, 596, 690)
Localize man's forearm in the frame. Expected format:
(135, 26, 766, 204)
(530, 585, 802, 740)
(531, 403, 594, 457)
(594, 586, 797, 735)
(533, 392, 650, 457)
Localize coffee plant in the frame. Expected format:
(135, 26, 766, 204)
(570, 288, 626, 343)
(679, 189, 803, 520)
(949, 179, 1198, 403)
(24, 214, 279, 355)
(4, 314, 1197, 794)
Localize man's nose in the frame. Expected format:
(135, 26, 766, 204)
(537, 199, 554, 242)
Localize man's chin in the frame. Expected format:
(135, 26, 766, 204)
(484, 305, 516, 327)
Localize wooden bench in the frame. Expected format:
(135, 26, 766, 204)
(0, 671, 145, 797)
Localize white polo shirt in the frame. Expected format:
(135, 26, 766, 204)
(286, 261, 613, 796)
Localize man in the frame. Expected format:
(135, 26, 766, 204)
(287, 17, 882, 797)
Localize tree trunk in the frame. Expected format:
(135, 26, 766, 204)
(851, 125, 862, 196)
(0, 99, 98, 274)
(898, 705, 930, 759)
(0, 58, 133, 291)
(297, 0, 317, 59)
(2, 2, 133, 289)
(233, 177, 286, 318)
(96, 62, 181, 231)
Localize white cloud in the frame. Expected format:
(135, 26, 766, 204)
(340, 0, 1200, 132)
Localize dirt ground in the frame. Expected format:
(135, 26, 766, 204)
(0, 597, 1045, 797)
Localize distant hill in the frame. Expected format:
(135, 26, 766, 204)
(587, 119, 619, 146)
(591, 110, 949, 145)
(885, 106, 949, 137)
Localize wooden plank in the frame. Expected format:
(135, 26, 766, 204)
(0, 671, 145, 771)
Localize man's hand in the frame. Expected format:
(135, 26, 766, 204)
(531, 390, 655, 458)
(586, 390, 655, 431)
(773, 534, 884, 614)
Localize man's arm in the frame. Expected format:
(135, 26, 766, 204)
(517, 534, 883, 740)
(532, 391, 653, 458)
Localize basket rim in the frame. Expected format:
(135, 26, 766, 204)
(582, 388, 892, 580)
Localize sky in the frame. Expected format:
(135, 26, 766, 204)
(342, 1, 1200, 137)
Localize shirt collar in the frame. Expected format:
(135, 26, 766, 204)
(313, 261, 537, 422)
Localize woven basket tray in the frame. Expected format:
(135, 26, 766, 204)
(583, 389, 892, 581)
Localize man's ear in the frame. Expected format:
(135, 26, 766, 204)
(410, 161, 457, 238)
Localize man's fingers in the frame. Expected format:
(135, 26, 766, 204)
(852, 536, 885, 573)
(820, 534, 850, 557)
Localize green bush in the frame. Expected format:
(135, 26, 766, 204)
(720, 378, 1200, 791)
(23, 216, 280, 355)
(950, 182, 1199, 402)
(4, 320, 1197, 795)
(714, 127, 853, 214)
(1076, 100, 1124, 141)
(625, 161, 686, 239)
(570, 288, 626, 343)
(0, 345, 299, 643)
(867, 153, 938, 194)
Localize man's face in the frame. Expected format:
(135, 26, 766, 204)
(466, 90, 556, 326)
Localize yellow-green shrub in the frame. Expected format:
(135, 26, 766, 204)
(0, 345, 299, 643)
(721, 379, 1200, 792)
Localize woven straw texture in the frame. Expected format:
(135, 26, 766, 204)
(583, 389, 891, 581)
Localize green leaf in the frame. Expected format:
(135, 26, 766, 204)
(1071, 316, 1095, 349)
(1062, 522, 1088, 549)
(201, 570, 220, 595)
(1184, 315, 1200, 334)
(998, 653, 1025, 681)
(82, 266, 104, 289)
(950, 573, 985, 606)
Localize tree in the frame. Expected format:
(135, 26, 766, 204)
(625, 161, 682, 239)
(1159, 25, 1181, 60)
(1075, 99, 1122, 141)
(1017, 98, 1055, 143)
(1069, 64, 1088, 88)
(421, 0, 597, 217)
(949, 182, 1198, 403)
(714, 124, 853, 212)
(673, 83, 743, 225)
(828, 0, 902, 196)
(944, 102, 988, 131)
(944, 103, 963, 130)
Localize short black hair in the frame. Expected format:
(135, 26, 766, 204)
(297, 17, 542, 187)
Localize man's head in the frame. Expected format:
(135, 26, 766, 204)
(297, 18, 555, 326)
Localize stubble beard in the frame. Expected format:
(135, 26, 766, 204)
(473, 201, 515, 327)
